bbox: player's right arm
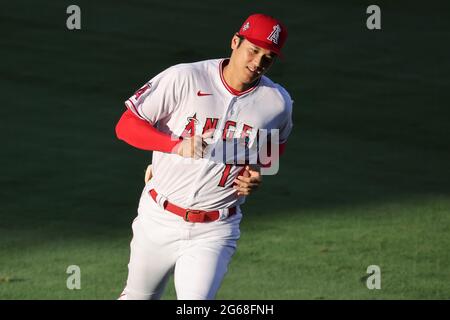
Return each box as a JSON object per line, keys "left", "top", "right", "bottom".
{"left": 116, "top": 65, "right": 208, "bottom": 158}
{"left": 116, "top": 110, "right": 210, "bottom": 159}
{"left": 115, "top": 109, "right": 181, "bottom": 152}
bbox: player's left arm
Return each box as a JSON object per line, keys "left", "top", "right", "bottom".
{"left": 234, "top": 89, "right": 293, "bottom": 196}
{"left": 142, "top": 145, "right": 285, "bottom": 195}
{"left": 233, "top": 142, "right": 286, "bottom": 196}
{"left": 142, "top": 163, "right": 261, "bottom": 197}
{"left": 143, "top": 162, "right": 262, "bottom": 196}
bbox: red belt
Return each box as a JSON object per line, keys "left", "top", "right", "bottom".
{"left": 149, "top": 189, "right": 236, "bottom": 223}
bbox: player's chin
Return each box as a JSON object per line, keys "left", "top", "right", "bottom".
{"left": 245, "top": 66, "right": 261, "bottom": 78}
{"left": 243, "top": 69, "right": 262, "bottom": 84}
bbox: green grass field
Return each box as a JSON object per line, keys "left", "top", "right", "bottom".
{"left": 1, "top": 0, "right": 449, "bottom": 299}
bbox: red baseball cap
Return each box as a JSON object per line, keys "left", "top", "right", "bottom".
{"left": 237, "top": 13, "right": 288, "bottom": 56}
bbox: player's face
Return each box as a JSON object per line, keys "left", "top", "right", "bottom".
{"left": 230, "top": 35, "right": 276, "bottom": 85}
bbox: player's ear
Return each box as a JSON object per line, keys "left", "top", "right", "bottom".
{"left": 231, "top": 33, "right": 240, "bottom": 50}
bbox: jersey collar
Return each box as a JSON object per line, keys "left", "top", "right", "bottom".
{"left": 219, "top": 59, "right": 260, "bottom": 97}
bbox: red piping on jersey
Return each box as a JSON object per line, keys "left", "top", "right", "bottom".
{"left": 126, "top": 98, "right": 139, "bottom": 116}
{"left": 219, "top": 59, "right": 260, "bottom": 96}
{"left": 116, "top": 109, "right": 182, "bottom": 153}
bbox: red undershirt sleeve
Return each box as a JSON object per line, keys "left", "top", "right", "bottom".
{"left": 115, "top": 109, "right": 182, "bottom": 153}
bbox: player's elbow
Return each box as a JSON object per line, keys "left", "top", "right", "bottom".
{"left": 115, "top": 110, "right": 133, "bottom": 142}
{"left": 115, "top": 117, "right": 125, "bottom": 141}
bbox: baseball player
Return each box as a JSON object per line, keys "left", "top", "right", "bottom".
{"left": 115, "top": 13, "right": 293, "bottom": 300}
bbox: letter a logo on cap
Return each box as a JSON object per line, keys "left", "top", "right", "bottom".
{"left": 267, "top": 24, "right": 281, "bottom": 44}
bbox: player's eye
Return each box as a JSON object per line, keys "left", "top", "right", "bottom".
{"left": 248, "top": 47, "right": 259, "bottom": 55}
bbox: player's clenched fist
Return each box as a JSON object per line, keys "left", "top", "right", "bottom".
{"left": 233, "top": 165, "right": 262, "bottom": 196}
{"left": 173, "top": 131, "right": 213, "bottom": 159}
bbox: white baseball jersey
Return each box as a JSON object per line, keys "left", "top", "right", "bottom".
{"left": 125, "top": 58, "right": 293, "bottom": 211}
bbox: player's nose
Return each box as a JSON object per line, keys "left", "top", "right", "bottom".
{"left": 252, "top": 55, "right": 264, "bottom": 69}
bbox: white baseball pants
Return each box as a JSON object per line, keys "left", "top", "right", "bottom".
{"left": 119, "top": 183, "right": 242, "bottom": 300}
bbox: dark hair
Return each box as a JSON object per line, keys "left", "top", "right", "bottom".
{"left": 236, "top": 34, "right": 245, "bottom": 48}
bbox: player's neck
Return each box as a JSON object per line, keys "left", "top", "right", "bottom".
{"left": 222, "top": 60, "right": 256, "bottom": 93}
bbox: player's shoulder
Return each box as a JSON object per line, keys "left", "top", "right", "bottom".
{"left": 144, "top": 59, "right": 220, "bottom": 93}
{"left": 259, "top": 76, "right": 293, "bottom": 110}
{"left": 164, "top": 59, "right": 220, "bottom": 77}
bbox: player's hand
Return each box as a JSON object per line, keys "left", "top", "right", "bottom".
{"left": 233, "top": 165, "right": 262, "bottom": 196}
{"left": 174, "top": 131, "right": 213, "bottom": 159}
{"left": 144, "top": 164, "right": 153, "bottom": 183}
